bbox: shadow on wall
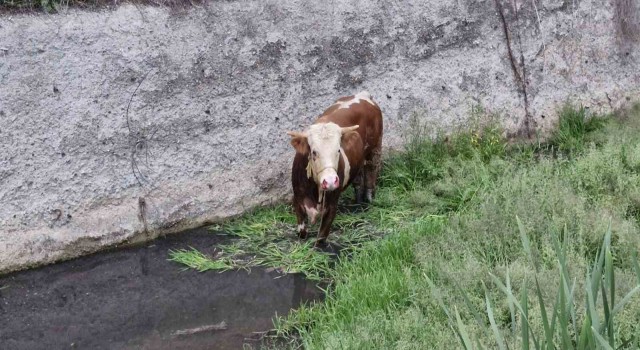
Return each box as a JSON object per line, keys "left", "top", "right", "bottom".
{"left": 614, "top": 0, "right": 640, "bottom": 45}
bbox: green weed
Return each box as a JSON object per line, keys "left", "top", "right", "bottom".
{"left": 547, "top": 104, "right": 608, "bottom": 156}
{"left": 433, "top": 222, "right": 640, "bottom": 350}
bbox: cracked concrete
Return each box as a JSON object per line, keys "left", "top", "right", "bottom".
{"left": 1, "top": 0, "right": 639, "bottom": 273}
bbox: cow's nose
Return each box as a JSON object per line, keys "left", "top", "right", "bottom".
{"left": 334, "top": 177, "right": 340, "bottom": 187}
{"left": 321, "top": 179, "right": 328, "bottom": 189}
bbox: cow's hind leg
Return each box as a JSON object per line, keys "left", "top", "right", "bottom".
{"left": 364, "top": 146, "right": 382, "bottom": 203}
{"left": 352, "top": 169, "right": 366, "bottom": 204}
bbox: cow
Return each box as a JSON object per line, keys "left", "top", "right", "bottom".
{"left": 286, "top": 91, "right": 383, "bottom": 247}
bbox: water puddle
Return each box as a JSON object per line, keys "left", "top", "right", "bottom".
{"left": 0, "top": 227, "right": 323, "bottom": 350}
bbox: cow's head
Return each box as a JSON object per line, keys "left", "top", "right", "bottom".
{"left": 287, "top": 122, "right": 359, "bottom": 191}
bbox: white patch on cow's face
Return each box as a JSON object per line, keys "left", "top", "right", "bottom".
{"left": 336, "top": 90, "right": 376, "bottom": 110}
{"left": 307, "top": 123, "right": 343, "bottom": 191}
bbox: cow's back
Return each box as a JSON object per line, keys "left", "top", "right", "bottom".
{"left": 315, "top": 91, "right": 383, "bottom": 155}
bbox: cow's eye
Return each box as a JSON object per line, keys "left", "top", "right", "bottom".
{"left": 312, "top": 150, "right": 317, "bottom": 158}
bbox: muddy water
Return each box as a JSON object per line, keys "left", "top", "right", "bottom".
{"left": 0, "top": 227, "right": 323, "bottom": 350}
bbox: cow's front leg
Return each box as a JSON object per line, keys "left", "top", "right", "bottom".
{"left": 293, "top": 199, "right": 308, "bottom": 239}
{"left": 315, "top": 203, "right": 337, "bottom": 247}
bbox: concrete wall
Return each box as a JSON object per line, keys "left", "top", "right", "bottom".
{"left": 1, "top": 0, "right": 638, "bottom": 274}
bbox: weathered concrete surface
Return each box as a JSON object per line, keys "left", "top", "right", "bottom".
{"left": 1, "top": 0, "right": 638, "bottom": 273}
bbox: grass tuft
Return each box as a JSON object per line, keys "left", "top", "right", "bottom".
{"left": 168, "top": 201, "right": 397, "bottom": 282}
{"left": 168, "top": 247, "right": 235, "bottom": 272}
{"left": 547, "top": 104, "right": 609, "bottom": 156}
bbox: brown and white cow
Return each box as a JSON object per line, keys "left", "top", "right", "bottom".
{"left": 286, "top": 91, "right": 383, "bottom": 246}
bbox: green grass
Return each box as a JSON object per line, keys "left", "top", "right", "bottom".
{"left": 170, "top": 102, "right": 640, "bottom": 349}
{"left": 169, "top": 247, "right": 236, "bottom": 272}
{"left": 430, "top": 221, "right": 640, "bottom": 350}
{"left": 169, "top": 205, "right": 333, "bottom": 281}
{"left": 547, "top": 104, "right": 608, "bottom": 156}
{"left": 266, "top": 103, "right": 640, "bottom": 349}
{"left": 168, "top": 200, "right": 402, "bottom": 281}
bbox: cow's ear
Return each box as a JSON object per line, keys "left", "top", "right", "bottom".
{"left": 341, "top": 128, "right": 361, "bottom": 148}
{"left": 340, "top": 125, "right": 359, "bottom": 134}
{"left": 341, "top": 125, "right": 359, "bottom": 143}
{"left": 286, "top": 131, "right": 310, "bottom": 155}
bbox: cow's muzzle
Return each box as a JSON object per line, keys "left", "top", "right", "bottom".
{"left": 321, "top": 174, "right": 340, "bottom": 191}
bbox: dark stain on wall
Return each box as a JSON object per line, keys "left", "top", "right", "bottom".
{"left": 615, "top": 0, "right": 640, "bottom": 43}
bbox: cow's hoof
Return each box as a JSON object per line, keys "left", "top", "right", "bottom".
{"left": 353, "top": 185, "right": 365, "bottom": 204}
{"left": 313, "top": 239, "right": 328, "bottom": 249}
{"left": 297, "top": 224, "right": 308, "bottom": 239}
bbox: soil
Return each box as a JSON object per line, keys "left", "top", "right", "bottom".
{"left": 0, "top": 227, "right": 323, "bottom": 350}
